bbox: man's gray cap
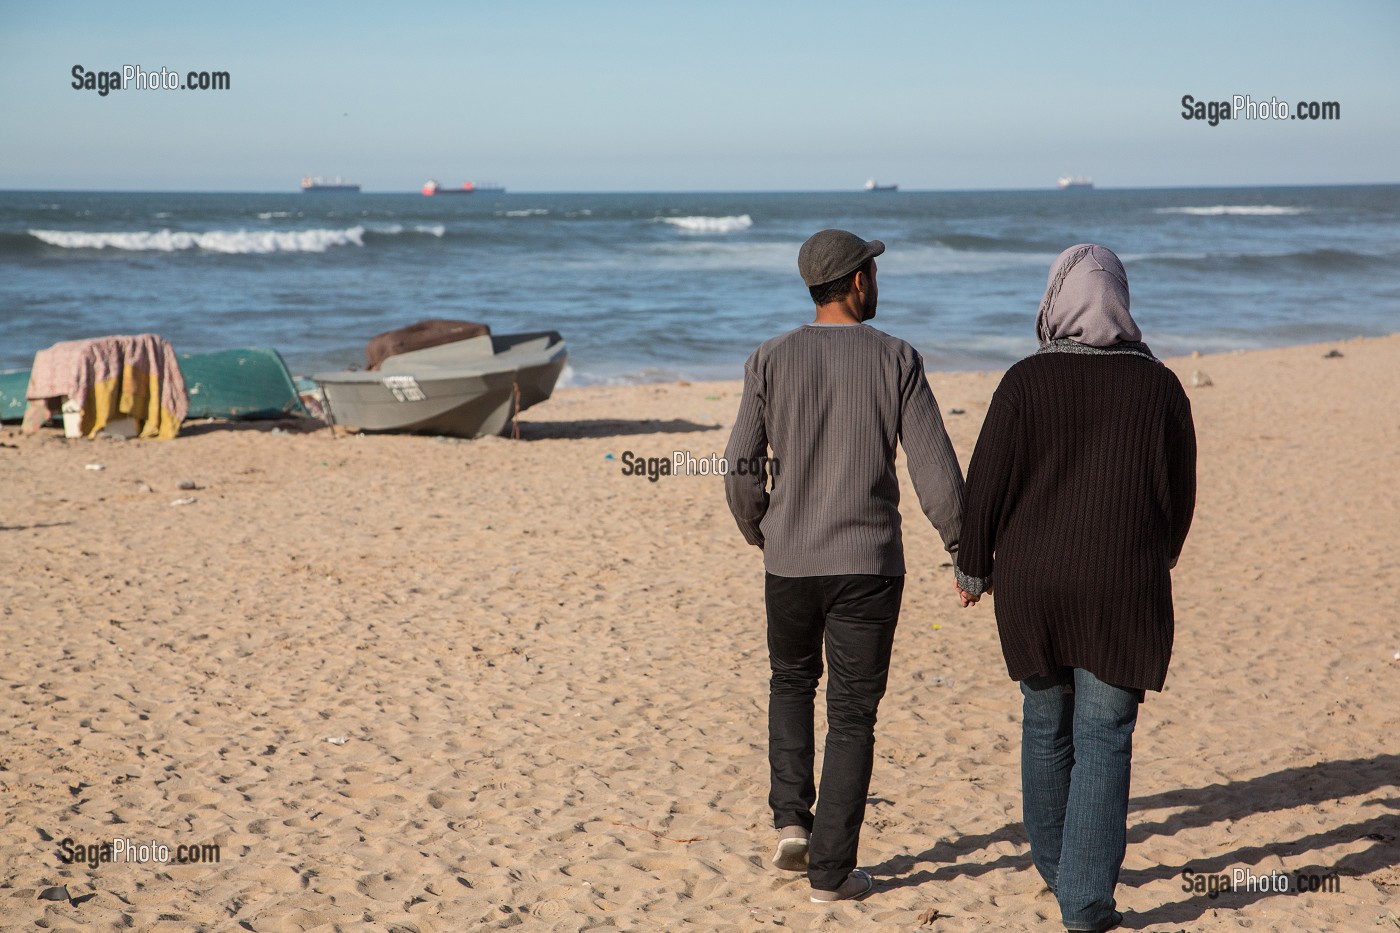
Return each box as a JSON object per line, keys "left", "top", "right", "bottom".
{"left": 798, "top": 229, "right": 885, "bottom": 287}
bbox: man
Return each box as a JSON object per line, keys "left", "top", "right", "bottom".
{"left": 724, "top": 229, "right": 967, "bottom": 903}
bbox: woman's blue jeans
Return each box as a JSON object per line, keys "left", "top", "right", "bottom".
{"left": 1020, "top": 668, "right": 1140, "bottom": 930}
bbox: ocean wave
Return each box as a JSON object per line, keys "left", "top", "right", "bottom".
{"left": 931, "top": 233, "right": 1056, "bottom": 253}
{"left": 28, "top": 226, "right": 367, "bottom": 253}
{"left": 365, "top": 223, "right": 446, "bottom": 237}
{"left": 1153, "top": 205, "right": 1308, "bottom": 216}
{"left": 1132, "top": 247, "right": 1390, "bottom": 272}
{"left": 498, "top": 209, "right": 550, "bottom": 218}
{"left": 661, "top": 214, "right": 753, "bottom": 234}
{"left": 256, "top": 211, "right": 295, "bottom": 219}
{"left": 886, "top": 243, "right": 1054, "bottom": 275}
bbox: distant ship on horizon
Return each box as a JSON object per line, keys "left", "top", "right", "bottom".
{"left": 864, "top": 178, "right": 898, "bottom": 192}
{"left": 1057, "top": 175, "right": 1094, "bottom": 189}
{"left": 301, "top": 175, "right": 361, "bottom": 193}
{"left": 421, "top": 179, "right": 506, "bottom": 196}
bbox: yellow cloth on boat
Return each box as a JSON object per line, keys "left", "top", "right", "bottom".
{"left": 82, "top": 363, "right": 183, "bottom": 439}
{"left": 23, "top": 334, "right": 188, "bottom": 439}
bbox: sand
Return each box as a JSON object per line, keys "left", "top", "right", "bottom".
{"left": 1, "top": 335, "right": 1397, "bottom": 932}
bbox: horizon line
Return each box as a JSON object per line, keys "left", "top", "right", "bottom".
{"left": 2, "top": 181, "right": 1398, "bottom": 196}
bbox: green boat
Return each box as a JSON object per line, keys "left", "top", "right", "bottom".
{"left": 0, "top": 368, "right": 28, "bottom": 422}
{"left": 181, "top": 348, "right": 309, "bottom": 420}
{"left": 0, "top": 348, "right": 309, "bottom": 423}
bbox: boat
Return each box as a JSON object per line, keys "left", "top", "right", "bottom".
{"left": 1057, "top": 175, "right": 1094, "bottom": 189}
{"left": 301, "top": 175, "right": 361, "bottom": 193}
{"left": 312, "top": 330, "right": 567, "bottom": 437}
{"left": 864, "top": 178, "right": 898, "bottom": 192}
{"left": 1, "top": 348, "right": 308, "bottom": 424}
{"left": 0, "top": 368, "right": 28, "bottom": 422}
{"left": 421, "top": 179, "right": 505, "bottom": 195}
{"left": 179, "top": 348, "right": 309, "bottom": 420}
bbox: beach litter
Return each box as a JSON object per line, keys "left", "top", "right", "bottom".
{"left": 1324, "top": 349, "right": 1344, "bottom": 358}
{"left": 37, "top": 885, "right": 69, "bottom": 902}
{"left": 84, "top": 463, "right": 104, "bottom": 471}
{"left": 170, "top": 497, "right": 197, "bottom": 507}
{"left": 1191, "top": 370, "right": 1213, "bottom": 387}
{"left": 325, "top": 736, "right": 348, "bottom": 745}
{"left": 177, "top": 479, "right": 199, "bottom": 490}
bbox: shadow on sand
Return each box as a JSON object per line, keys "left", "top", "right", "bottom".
{"left": 178, "top": 417, "right": 721, "bottom": 442}
{"left": 513, "top": 418, "right": 722, "bottom": 441}
{"left": 867, "top": 753, "right": 1400, "bottom": 927}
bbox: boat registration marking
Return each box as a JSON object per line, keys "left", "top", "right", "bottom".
{"left": 382, "top": 375, "right": 426, "bottom": 402}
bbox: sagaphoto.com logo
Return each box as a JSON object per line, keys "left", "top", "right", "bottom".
{"left": 72, "top": 64, "right": 231, "bottom": 97}
{"left": 611, "top": 450, "right": 780, "bottom": 484}
{"left": 1180, "top": 93, "right": 1339, "bottom": 126}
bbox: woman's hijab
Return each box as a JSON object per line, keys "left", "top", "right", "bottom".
{"left": 1035, "top": 244, "right": 1141, "bottom": 347}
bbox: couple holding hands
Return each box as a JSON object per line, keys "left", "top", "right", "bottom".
{"left": 724, "top": 230, "right": 1196, "bottom": 931}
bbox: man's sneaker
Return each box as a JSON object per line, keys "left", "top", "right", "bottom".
{"left": 809, "top": 869, "right": 874, "bottom": 903}
{"left": 770, "top": 826, "right": 809, "bottom": 872}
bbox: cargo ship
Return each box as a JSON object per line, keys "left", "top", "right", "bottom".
{"left": 301, "top": 176, "right": 361, "bottom": 193}
{"left": 421, "top": 180, "right": 505, "bottom": 196}
{"left": 1057, "top": 175, "right": 1094, "bottom": 189}
{"left": 864, "top": 178, "right": 898, "bottom": 192}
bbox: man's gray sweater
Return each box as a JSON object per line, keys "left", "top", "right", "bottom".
{"left": 723, "top": 323, "right": 965, "bottom": 577}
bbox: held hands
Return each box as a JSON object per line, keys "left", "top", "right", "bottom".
{"left": 956, "top": 583, "right": 990, "bottom": 608}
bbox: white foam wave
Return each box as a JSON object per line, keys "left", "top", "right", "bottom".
{"left": 29, "top": 226, "right": 367, "bottom": 253}
{"left": 499, "top": 209, "right": 550, "bottom": 217}
{"left": 366, "top": 223, "right": 445, "bottom": 237}
{"left": 661, "top": 214, "right": 753, "bottom": 234}
{"left": 257, "top": 211, "right": 295, "bottom": 219}
{"left": 1153, "top": 205, "right": 1307, "bottom": 216}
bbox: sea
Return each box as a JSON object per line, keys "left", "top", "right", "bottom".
{"left": 2, "top": 186, "right": 1397, "bottom": 385}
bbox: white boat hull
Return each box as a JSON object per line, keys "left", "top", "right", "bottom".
{"left": 313, "top": 331, "right": 567, "bottom": 437}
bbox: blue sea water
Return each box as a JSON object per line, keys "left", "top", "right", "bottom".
{"left": 1, "top": 186, "right": 1397, "bottom": 384}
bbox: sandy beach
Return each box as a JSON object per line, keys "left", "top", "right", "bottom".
{"left": 2, "top": 334, "right": 1397, "bottom": 932}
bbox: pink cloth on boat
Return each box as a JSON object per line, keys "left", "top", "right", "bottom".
{"left": 23, "top": 334, "right": 188, "bottom": 438}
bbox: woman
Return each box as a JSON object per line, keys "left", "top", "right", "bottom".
{"left": 955, "top": 244, "right": 1196, "bottom": 932}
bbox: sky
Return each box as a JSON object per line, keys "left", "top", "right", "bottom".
{"left": 1, "top": 0, "right": 1397, "bottom": 192}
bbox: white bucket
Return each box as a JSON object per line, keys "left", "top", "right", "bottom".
{"left": 61, "top": 398, "right": 83, "bottom": 438}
